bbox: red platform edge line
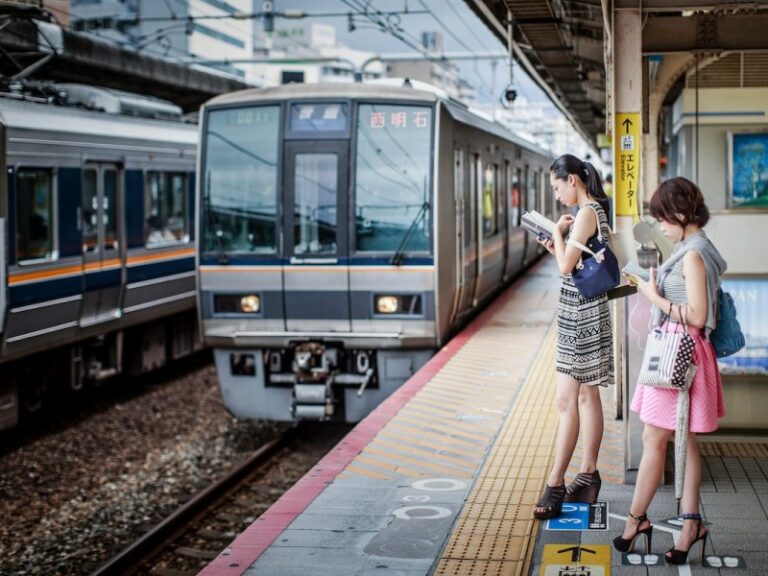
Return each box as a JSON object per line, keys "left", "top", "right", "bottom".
{"left": 198, "top": 261, "right": 541, "bottom": 576}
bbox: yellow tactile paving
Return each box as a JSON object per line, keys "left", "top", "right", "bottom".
{"left": 434, "top": 326, "right": 559, "bottom": 576}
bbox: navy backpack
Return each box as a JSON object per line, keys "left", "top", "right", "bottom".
{"left": 710, "top": 288, "right": 746, "bottom": 358}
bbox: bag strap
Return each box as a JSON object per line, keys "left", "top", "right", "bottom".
{"left": 566, "top": 204, "right": 606, "bottom": 264}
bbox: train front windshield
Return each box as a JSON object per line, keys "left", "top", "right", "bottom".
{"left": 203, "top": 105, "right": 280, "bottom": 254}
{"left": 354, "top": 104, "right": 432, "bottom": 253}
{"left": 202, "top": 102, "right": 433, "bottom": 257}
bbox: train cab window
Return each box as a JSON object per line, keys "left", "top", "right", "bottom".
{"left": 482, "top": 163, "right": 497, "bottom": 237}
{"left": 293, "top": 153, "right": 338, "bottom": 255}
{"left": 145, "top": 172, "right": 189, "bottom": 246}
{"left": 15, "top": 167, "right": 54, "bottom": 262}
{"left": 354, "top": 104, "right": 432, "bottom": 253}
{"left": 203, "top": 105, "right": 280, "bottom": 254}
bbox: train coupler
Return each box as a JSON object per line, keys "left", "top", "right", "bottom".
{"left": 292, "top": 380, "right": 334, "bottom": 420}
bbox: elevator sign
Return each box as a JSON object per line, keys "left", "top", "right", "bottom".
{"left": 615, "top": 113, "right": 640, "bottom": 218}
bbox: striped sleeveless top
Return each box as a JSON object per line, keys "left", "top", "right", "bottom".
{"left": 662, "top": 258, "right": 687, "bottom": 305}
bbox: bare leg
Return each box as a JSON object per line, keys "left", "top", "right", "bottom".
{"left": 534, "top": 373, "right": 581, "bottom": 516}
{"left": 669, "top": 433, "right": 706, "bottom": 553}
{"left": 577, "top": 385, "right": 603, "bottom": 473}
{"left": 622, "top": 424, "right": 673, "bottom": 539}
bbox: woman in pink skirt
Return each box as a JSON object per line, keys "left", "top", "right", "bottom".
{"left": 614, "top": 177, "right": 726, "bottom": 564}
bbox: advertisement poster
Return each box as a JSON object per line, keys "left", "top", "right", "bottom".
{"left": 730, "top": 132, "right": 768, "bottom": 208}
{"left": 718, "top": 279, "right": 768, "bottom": 375}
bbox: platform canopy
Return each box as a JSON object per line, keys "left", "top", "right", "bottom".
{"left": 468, "top": 0, "right": 768, "bottom": 146}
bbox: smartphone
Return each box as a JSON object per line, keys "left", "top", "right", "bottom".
{"left": 622, "top": 261, "right": 650, "bottom": 284}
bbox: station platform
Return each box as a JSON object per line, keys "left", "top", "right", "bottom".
{"left": 199, "top": 258, "right": 768, "bottom": 576}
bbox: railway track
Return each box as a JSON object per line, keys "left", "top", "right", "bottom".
{"left": 90, "top": 429, "right": 295, "bottom": 576}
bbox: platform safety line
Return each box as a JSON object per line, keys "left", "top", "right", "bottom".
{"left": 375, "top": 429, "right": 484, "bottom": 461}
{"left": 370, "top": 438, "right": 479, "bottom": 471}
{"left": 434, "top": 324, "right": 559, "bottom": 576}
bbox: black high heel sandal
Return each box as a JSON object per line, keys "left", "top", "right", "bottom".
{"left": 665, "top": 512, "right": 709, "bottom": 565}
{"left": 533, "top": 483, "right": 566, "bottom": 520}
{"left": 564, "top": 470, "right": 602, "bottom": 503}
{"left": 613, "top": 512, "right": 653, "bottom": 554}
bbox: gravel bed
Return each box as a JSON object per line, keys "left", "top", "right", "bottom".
{"left": 0, "top": 363, "right": 290, "bottom": 576}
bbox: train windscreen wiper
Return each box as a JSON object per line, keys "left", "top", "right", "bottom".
{"left": 204, "top": 180, "right": 229, "bottom": 265}
{"left": 390, "top": 201, "right": 430, "bottom": 266}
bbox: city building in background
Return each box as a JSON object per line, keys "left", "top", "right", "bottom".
{"left": 257, "top": 22, "right": 385, "bottom": 85}
{"left": 70, "top": 0, "right": 254, "bottom": 80}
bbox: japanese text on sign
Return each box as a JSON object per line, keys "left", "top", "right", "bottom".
{"left": 370, "top": 110, "right": 430, "bottom": 129}
{"left": 614, "top": 113, "right": 640, "bottom": 218}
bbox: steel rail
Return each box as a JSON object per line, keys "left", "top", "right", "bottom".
{"left": 90, "top": 429, "right": 294, "bottom": 576}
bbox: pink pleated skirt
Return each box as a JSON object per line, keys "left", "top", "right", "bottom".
{"left": 631, "top": 323, "right": 725, "bottom": 433}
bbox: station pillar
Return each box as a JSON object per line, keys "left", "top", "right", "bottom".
{"left": 611, "top": 4, "right": 645, "bottom": 481}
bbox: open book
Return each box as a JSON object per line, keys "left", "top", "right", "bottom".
{"left": 521, "top": 210, "right": 556, "bottom": 241}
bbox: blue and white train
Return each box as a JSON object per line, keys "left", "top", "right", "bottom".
{"left": 196, "top": 80, "right": 557, "bottom": 423}
{"left": 0, "top": 86, "right": 200, "bottom": 429}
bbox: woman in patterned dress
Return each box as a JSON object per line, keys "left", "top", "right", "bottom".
{"left": 614, "top": 177, "right": 726, "bottom": 563}
{"left": 533, "top": 154, "right": 614, "bottom": 520}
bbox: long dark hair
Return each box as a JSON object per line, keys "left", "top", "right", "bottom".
{"left": 550, "top": 154, "right": 610, "bottom": 216}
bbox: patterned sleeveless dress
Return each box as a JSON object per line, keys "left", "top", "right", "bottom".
{"left": 555, "top": 202, "right": 614, "bottom": 387}
{"left": 630, "top": 257, "right": 725, "bottom": 432}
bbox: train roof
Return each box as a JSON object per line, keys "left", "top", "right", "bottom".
{"left": 0, "top": 95, "right": 197, "bottom": 146}
{"left": 204, "top": 81, "right": 551, "bottom": 159}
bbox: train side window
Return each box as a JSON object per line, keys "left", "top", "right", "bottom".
{"left": 145, "top": 172, "right": 189, "bottom": 247}
{"left": 482, "top": 163, "right": 497, "bottom": 237}
{"left": 16, "top": 167, "right": 55, "bottom": 263}
{"left": 508, "top": 164, "right": 521, "bottom": 228}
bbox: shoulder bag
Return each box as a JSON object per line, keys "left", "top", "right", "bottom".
{"left": 567, "top": 205, "right": 620, "bottom": 299}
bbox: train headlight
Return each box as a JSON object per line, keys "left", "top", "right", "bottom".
{"left": 376, "top": 295, "right": 400, "bottom": 314}
{"left": 240, "top": 294, "right": 261, "bottom": 313}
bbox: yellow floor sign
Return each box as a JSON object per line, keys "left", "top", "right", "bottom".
{"left": 541, "top": 543, "right": 611, "bottom": 576}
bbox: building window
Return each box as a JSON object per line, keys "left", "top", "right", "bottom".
{"left": 199, "top": 0, "right": 239, "bottom": 14}
{"left": 282, "top": 70, "right": 304, "bottom": 84}
{"left": 16, "top": 168, "right": 54, "bottom": 262}
{"left": 145, "top": 172, "right": 189, "bottom": 246}
{"left": 191, "top": 22, "right": 244, "bottom": 48}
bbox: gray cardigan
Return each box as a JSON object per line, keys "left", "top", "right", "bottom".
{"left": 651, "top": 230, "right": 727, "bottom": 336}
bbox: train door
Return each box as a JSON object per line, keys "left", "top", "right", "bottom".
{"left": 283, "top": 141, "right": 351, "bottom": 332}
{"left": 451, "top": 148, "right": 471, "bottom": 322}
{"left": 460, "top": 153, "right": 479, "bottom": 311}
{"left": 80, "top": 163, "right": 123, "bottom": 326}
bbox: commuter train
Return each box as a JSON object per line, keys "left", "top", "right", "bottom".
{"left": 0, "top": 86, "right": 201, "bottom": 430}
{"left": 197, "top": 80, "right": 557, "bottom": 423}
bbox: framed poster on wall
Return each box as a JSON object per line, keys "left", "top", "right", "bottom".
{"left": 727, "top": 131, "right": 768, "bottom": 208}
{"left": 718, "top": 278, "right": 768, "bottom": 376}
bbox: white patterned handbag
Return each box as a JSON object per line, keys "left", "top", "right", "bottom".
{"left": 638, "top": 321, "right": 697, "bottom": 390}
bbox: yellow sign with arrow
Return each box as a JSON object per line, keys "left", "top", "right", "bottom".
{"left": 614, "top": 112, "right": 640, "bottom": 218}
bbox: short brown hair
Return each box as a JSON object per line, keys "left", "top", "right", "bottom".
{"left": 649, "top": 177, "right": 709, "bottom": 228}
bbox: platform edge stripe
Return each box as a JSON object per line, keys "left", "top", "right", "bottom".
{"left": 195, "top": 260, "right": 549, "bottom": 576}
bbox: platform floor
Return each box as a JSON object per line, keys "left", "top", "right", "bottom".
{"left": 199, "top": 258, "right": 768, "bottom": 576}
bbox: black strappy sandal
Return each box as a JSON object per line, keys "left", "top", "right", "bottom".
{"left": 665, "top": 512, "right": 709, "bottom": 565}
{"left": 533, "top": 483, "right": 566, "bottom": 520}
{"left": 564, "top": 470, "right": 602, "bottom": 503}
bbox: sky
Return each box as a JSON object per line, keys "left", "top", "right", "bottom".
{"left": 271, "top": 0, "right": 552, "bottom": 108}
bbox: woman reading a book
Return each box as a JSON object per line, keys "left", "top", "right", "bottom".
{"left": 533, "top": 154, "right": 614, "bottom": 520}
{"left": 614, "top": 177, "right": 725, "bottom": 563}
